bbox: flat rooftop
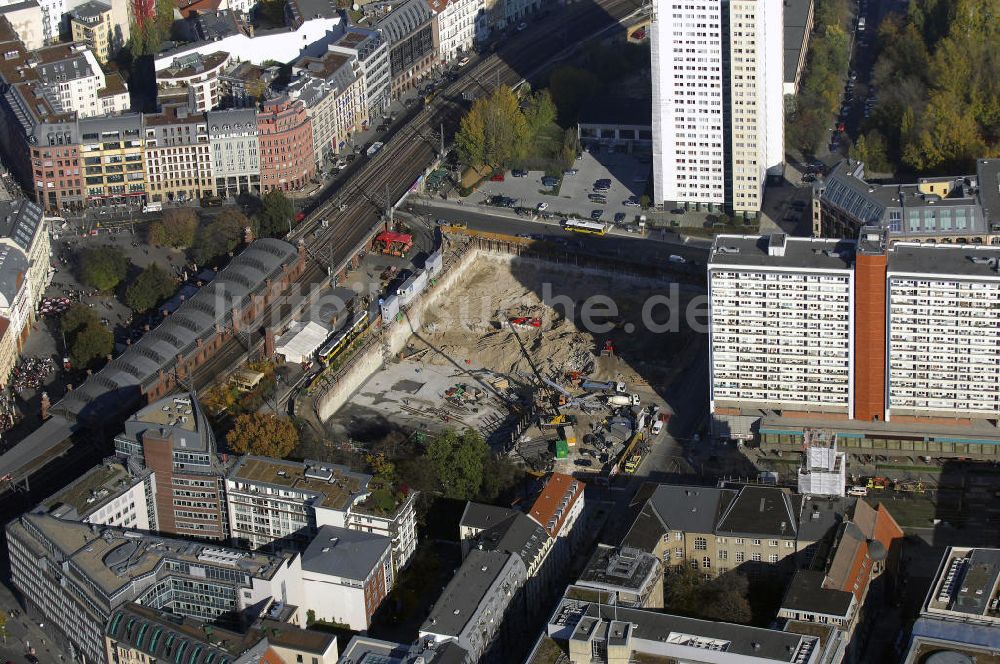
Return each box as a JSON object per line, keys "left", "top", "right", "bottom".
{"left": 926, "top": 547, "right": 1000, "bottom": 620}
{"left": 577, "top": 544, "right": 657, "bottom": 594}
{"left": 43, "top": 461, "right": 143, "bottom": 518}
{"left": 553, "top": 600, "right": 818, "bottom": 662}
{"left": 887, "top": 242, "right": 1000, "bottom": 279}
{"left": 228, "top": 456, "right": 370, "bottom": 511}
{"left": 709, "top": 234, "right": 856, "bottom": 271}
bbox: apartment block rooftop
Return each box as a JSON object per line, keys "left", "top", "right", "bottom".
{"left": 925, "top": 547, "right": 1000, "bottom": 624}
{"left": 575, "top": 544, "right": 658, "bottom": 597}
{"left": 420, "top": 549, "right": 520, "bottom": 638}
{"left": 228, "top": 456, "right": 371, "bottom": 511}
{"left": 41, "top": 459, "right": 147, "bottom": 520}
{"left": 709, "top": 234, "right": 856, "bottom": 270}
{"left": 886, "top": 240, "right": 1000, "bottom": 279}
{"left": 547, "top": 598, "right": 821, "bottom": 663}
{"left": 8, "top": 513, "right": 291, "bottom": 606}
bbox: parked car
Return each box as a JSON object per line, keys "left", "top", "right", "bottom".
{"left": 651, "top": 420, "right": 664, "bottom": 435}
{"left": 537, "top": 202, "right": 549, "bottom": 211}
{"left": 623, "top": 197, "right": 640, "bottom": 207}
{"left": 670, "top": 208, "right": 685, "bottom": 214}
{"left": 613, "top": 212, "right": 626, "bottom": 223}
{"left": 541, "top": 176, "right": 559, "bottom": 187}
{"left": 490, "top": 172, "right": 505, "bottom": 182}
{"left": 574, "top": 458, "right": 593, "bottom": 467}
{"left": 563, "top": 168, "right": 579, "bottom": 175}
{"left": 457, "top": 56, "right": 470, "bottom": 67}
{"left": 512, "top": 169, "right": 527, "bottom": 177}
{"left": 588, "top": 193, "right": 607, "bottom": 203}
{"left": 517, "top": 22, "right": 527, "bottom": 31}
{"left": 590, "top": 209, "right": 603, "bottom": 220}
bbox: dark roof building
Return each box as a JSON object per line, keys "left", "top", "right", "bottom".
{"left": 301, "top": 524, "right": 391, "bottom": 580}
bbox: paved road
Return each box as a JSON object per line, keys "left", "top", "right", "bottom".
{"left": 407, "top": 198, "right": 712, "bottom": 265}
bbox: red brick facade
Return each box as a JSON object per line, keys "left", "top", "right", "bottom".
{"left": 32, "top": 145, "right": 84, "bottom": 212}
{"left": 853, "top": 252, "right": 887, "bottom": 422}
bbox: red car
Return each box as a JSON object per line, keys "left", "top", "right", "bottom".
{"left": 490, "top": 173, "right": 505, "bottom": 182}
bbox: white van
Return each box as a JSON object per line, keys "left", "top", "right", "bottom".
{"left": 847, "top": 486, "right": 868, "bottom": 497}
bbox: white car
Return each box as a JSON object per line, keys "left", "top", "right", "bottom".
{"left": 517, "top": 22, "right": 527, "bottom": 31}
{"left": 651, "top": 420, "right": 664, "bottom": 435}
{"left": 457, "top": 57, "right": 470, "bottom": 67}
{"left": 537, "top": 202, "right": 549, "bottom": 211}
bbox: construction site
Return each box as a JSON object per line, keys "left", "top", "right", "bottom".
{"left": 325, "top": 239, "right": 705, "bottom": 479}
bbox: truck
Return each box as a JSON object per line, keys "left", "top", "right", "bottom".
{"left": 581, "top": 380, "right": 626, "bottom": 393}
{"left": 142, "top": 202, "right": 162, "bottom": 213}
{"left": 606, "top": 393, "right": 641, "bottom": 407}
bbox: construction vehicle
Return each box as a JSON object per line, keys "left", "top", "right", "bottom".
{"left": 581, "top": 380, "right": 626, "bottom": 394}
{"left": 560, "top": 425, "right": 577, "bottom": 446}
{"left": 373, "top": 231, "right": 413, "bottom": 257}
{"left": 554, "top": 439, "right": 569, "bottom": 459}
{"left": 865, "top": 476, "right": 890, "bottom": 490}
{"left": 510, "top": 316, "right": 542, "bottom": 328}
{"left": 894, "top": 479, "right": 926, "bottom": 493}
{"left": 606, "top": 394, "right": 641, "bottom": 407}
{"left": 624, "top": 454, "right": 642, "bottom": 473}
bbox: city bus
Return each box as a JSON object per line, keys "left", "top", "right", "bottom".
{"left": 563, "top": 219, "right": 608, "bottom": 235}
{"left": 316, "top": 311, "right": 370, "bottom": 365}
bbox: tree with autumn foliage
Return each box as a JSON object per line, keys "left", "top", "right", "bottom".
{"left": 226, "top": 413, "right": 299, "bottom": 458}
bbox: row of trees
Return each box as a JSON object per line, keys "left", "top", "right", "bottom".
{"left": 866, "top": 0, "right": 1000, "bottom": 173}
{"left": 785, "top": 0, "right": 853, "bottom": 156}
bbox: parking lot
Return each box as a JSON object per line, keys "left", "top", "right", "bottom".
{"left": 471, "top": 144, "right": 652, "bottom": 227}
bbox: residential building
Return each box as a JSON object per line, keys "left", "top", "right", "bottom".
{"left": 621, "top": 484, "right": 841, "bottom": 579}
{"left": 208, "top": 108, "right": 260, "bottom": 197}
{"left": 26, "top": 120, "right": 84, "bottom": 212}
{"left": 0, "top": 199, "right": 48, "bottom": 381}
{"left": 300, "top": 525, "right": 393, "bottom": 630}
{"left": 153, "top": 11, "right": 342, "bottom": 70}
{"left": 713, "top": 229, "right": 1000, "bottom": 457}
{"left": 103, "top": 603, "right": 340, "bottom": 664}
{"left": 225, "top": 455, "right": 371, "bottom": 551}
{"left": 143, "top": 105, "right": 214, "bottom": 203}
{"left": 34, "top": 43, "right": 130, "bottom": 118}
{"left": 430, "top": 0, "right": 479, "bottom": 63}
{"left": 530, "top": 594, "right": 822, "bottom": 664}
{"left": 527, "top": 472, "right": 586, "bottom": 559}
{"left": 257, "top": 96, "right": 315, "bottom": 192}
{"left": 114, "top": 393, "right": 229, "bottom": 540}
{"left": 0, "top": 0, "right": 42, "bottom": 49}
{"left": 814, "top": 159, "right": 1000, "bottom": 244}
{"left": 69, "top": 0, "right": 118, "bottom": 64}
{"left": 373, "top": 0, "right": 438, "bottom": 99}
{"left": 574, "top": 544, "right": 664, "bottom": 608}
{"left": 778, "top": 500, "right": 902, "bottom": 656}
{"left": 6, "top": 512, "right": 303, "bottom": 663}
{"left": 902, "top": 547, "right": 1000, "bottom": 664}
{"left": 419, "top": 549, "right": 527, "bottom": 662}
{"left": 0, "top": 244, "right": 32, "bottom": 385}
{"left": 79, "top": 114, "right": 147, "bottom": 204}
{"left": 289, "top": 50, "right": 368, "bottom": 168}
{"left": 0, "top": 197, "right": 50, "bottom": 316}
{"left": 338, "top": 636, "right": 469, "bottom": 664}
{"left": 156, "top": 51, "right": 231, "bottom": 112}
{"left": 650, "top": 0, "right": 784, "bottom": 215}
{"left": 458, "top": 502, "right": 517, "bottom": 558}
{"left": 328, "top": 27, "right": 391, "bottom": 119}
{"left": 40, "top": 458, "right": 157, "bottom": 530}
{"left": 708, "top": 234, "right": 856, "bottom": 417}
{"left": 471, "top": 509, "right": 557, "bottom": 616}
{"left": 225, "top": 455, "right": 418, "bottom": 570}
{"left": 0, "top": 0, "right": 62, "bottom": 43}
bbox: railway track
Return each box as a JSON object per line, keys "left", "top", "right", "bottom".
{"left": 191, "top": 0, "right": 646, "bottom": 391}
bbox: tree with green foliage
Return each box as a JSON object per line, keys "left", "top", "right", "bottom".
{"left": 665, "top": 566, "right": 753, "bottom": 624}
{"left": 61, "top": 303, "right": 113, "bottom": 370}
{"left": 126, "top": 263, "right": 176, "bottom": 312}
{"left": 129, "top": 0, "right": 177, "bottom": 56}
{"left": 226, "top": 413, "right": 299, "bottom": 457}
{"left": 425, "top": 428, "right": 490, "bottom": 500}
{"left": 455, "top": 86, "right": 529, "bottom": 169}
{"left": 78, "top": 245, "right": 128, "bottom": 292}
{"left": 192, "top": 208, "right": 248, "bottom": 264}
{"left": 255, "top": 190, "right": 295, "bottom": 238}
{"left": 148, "top": 208, "right": 198, "bottom": 248}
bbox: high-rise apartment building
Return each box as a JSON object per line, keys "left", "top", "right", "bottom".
{"left": 708, "top": 230, "right": 1000, "bottom": 427}
{"left": 651, "top": 0, "right": 783, "bottom": 215}
{"left": 708, "top": 234, "right": 855, "bottom": 417}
